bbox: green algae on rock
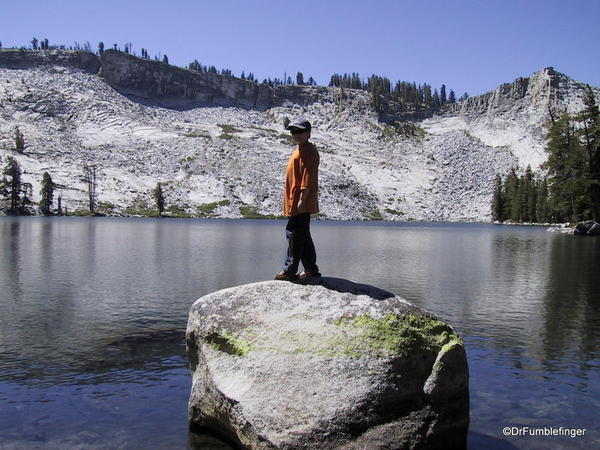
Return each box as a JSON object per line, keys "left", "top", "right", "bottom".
{"left": 332, "top": 312, "right": 462, "bottom": 358}
{"left": 204, "top": 313, "right": 462, "bottom": 359}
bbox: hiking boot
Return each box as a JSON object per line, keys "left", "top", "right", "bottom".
{"left": 299, "top": 270, "right": 322, "bottom": 280}
{"left": 274, "top": 270, "right": 298, "bottom": 281}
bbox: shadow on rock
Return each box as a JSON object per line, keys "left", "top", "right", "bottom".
{"left": 295, "top": 276, "right": 395, "bottom": 301}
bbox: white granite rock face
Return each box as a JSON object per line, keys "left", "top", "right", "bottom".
{"left": 186, "top": 278, "right": 469, "bottom": 449}
{"left": 1, "top": 50, "right": 597, "bottom": 221}
{"left": 423, "top": 67, "right": 600, "bottom": 171}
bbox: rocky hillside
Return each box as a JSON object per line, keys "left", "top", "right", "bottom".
{"left": 425, "top": 67, "right": 598, "bottom": 171}
{"left": 0, "top": 49, "right": 597, "bottom": 221}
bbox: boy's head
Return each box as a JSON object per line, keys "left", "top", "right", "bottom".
{"left": 287, "top": 119, "right": 311, "bottom": 145}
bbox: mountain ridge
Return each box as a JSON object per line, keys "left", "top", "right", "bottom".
{"left": 0, "top": 49, "right": 597, "bottom": 221}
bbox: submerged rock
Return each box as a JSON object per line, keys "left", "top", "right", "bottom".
{"left": 186, "top": 278, "right": 469, "bottom": 449}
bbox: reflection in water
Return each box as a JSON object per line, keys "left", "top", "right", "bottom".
{"left": 1, "top": 221, "right": 23, "bottom": 302}
{"left": 541, "top": 236, "right": 600, "bottom": 382}
{"left": 1, "top": 218, "right": 599, "bottom": 449}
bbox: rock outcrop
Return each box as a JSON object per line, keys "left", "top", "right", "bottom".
{"left": 0, "top": 49, "right": 100, "bottom": 74}
{"left": 98, "top": 50, "right": 350, "bottom": 110}
{"left": 424, "top": 67, "right": 600, "bottom": 170}
{"left": 186, "top": 278, "right": 469, "bottom": 449}
{"left": 574, "top": 221, "right": 600, "bottom": 236}
{"left": 99, "top": 50, "right": 274, "bottom": 109}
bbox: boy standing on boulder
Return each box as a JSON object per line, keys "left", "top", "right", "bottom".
{"left": 274, "top": 119, "right": 321, "bottom": 281}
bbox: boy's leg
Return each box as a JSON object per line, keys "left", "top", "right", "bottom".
{"left": 282, "top": 213, "right": 309, "bottom": 275}
{"left": 300, "top": 219, "right": 319, "bottom": 274}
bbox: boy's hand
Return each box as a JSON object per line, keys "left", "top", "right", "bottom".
{"left": 297, "top": 199, "right": 307, "bottom": 213}
{"left": 297, "top": 188, "right": 309, "bottom": 214}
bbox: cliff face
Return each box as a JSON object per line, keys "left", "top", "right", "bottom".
{"left": 99, "top": 50, "right": 274, "bottom": 109}
{"left": 0, "top": 49, "right": 445, "bottom": 117}
{"left": 98, "top": 50, "right": 344, "bottom": 110}
{"left": 0, "top": 49, "right": 416, "bottom": 113}
{"left": 439, "top": 67, "right": 560, "bottom": 119}
{"left": 0, "top": 49, "right": 100, "bottom": 74}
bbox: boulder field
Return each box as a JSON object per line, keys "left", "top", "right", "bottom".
{"left": 186, "top": 278, "right": 469, "bottom": 449}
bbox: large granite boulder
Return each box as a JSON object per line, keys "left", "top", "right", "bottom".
{"left": 186, "top": 278, "right": 469, "bottom": 449}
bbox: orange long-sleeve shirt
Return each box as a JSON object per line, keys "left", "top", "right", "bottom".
{"left": 283, "top": 142, "right": 319, "bottom": 217}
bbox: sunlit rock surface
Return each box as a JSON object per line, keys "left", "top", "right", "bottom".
{"left": 186, "top": 278, "right": 469, "bottom": 449}
{"left": 2, "top": 49, "right": 597, "bottom": 221}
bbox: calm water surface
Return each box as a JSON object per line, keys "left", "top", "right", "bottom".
{"left": 0, "top": 217, "right": 599, "bottom": 449}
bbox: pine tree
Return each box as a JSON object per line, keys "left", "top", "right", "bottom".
{"left": 440, "top": 84, "right": 447, "bottom": 105}
{"left": 39, "top": 172, "right": 55, "bottom": 215}
{"left": 163, "top": 54, "right": 169, "bottom": 64}
{"left": 448, "top": 89, "right": 456, "bottom": 103}
{"left": 370, "top": 84, "right": 381, "bottom": 112}
{"left": 520, "top": 165, "right": 536, "bottom": 222}
{"left": 152, "top": 183, "right": 165, "bottom": 217}
{"left": 423, "top": 84, "right": 432, "bottom": 107}
{"left": 98, "top": 41, "right": 104, "bottom": 55}
{"left": 31, "top": 38, "right": 38, "bottom": 50}
{"left": 57, "top": 193, "right": 63, "bottom": 216}
{"left": 513, "top": 176, "right": 525, "bottom": 221}
{"left": 1, "top": 156, "right": 22, "bottom": 214}
{"left": 503, "top": 167, "right": 519, "bottom": 220}
{"left": 296, "top": 72, "right": 304, "bottom": 85}
{"left": 15, "top": 127, "right": 25, "bottom": 153}
{"left": 189, "top": 59, "right": 201, "bottom": 71}
{"left": 536, "top": 177, "right": 549, "bottom": 223}
{"left": 576, "top": 85, "right": 600, "bottom": 220}
{"left": 545, "top": 114, "right": 571, "bottom": 221}
{"left": 491, "top": 174, "right": 504, "bottom": 221}
{"left": 544, "top": 113, "right": 588, "bottom": 222}
{"left": 82, "top": 163, "right": 97, "bottom": 215}
{"left": 432, "top": 89, "right": 440, "bottom": 108}
{"left": 21, "top": 182, "right": 33, "bottom": 214}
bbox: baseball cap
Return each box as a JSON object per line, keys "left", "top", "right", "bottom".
{"left": 286, "top": 119, "right": 311, "bottom": 131}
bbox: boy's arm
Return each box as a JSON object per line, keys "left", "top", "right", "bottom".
{"left": 297, "top": 188, "right": 310, "bottom": 213}
{"left": 298, "top": 149, "right": 317, "bottom": 213}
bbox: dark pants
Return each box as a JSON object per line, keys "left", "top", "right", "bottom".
{"left": 282, "top": 213, "right": 319, "bottom": 275}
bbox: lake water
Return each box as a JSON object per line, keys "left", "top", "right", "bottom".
{"left": 0, "top": 217, "right": 599, "bottom": 449}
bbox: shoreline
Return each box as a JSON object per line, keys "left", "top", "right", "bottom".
{"left": 0, "top": 214, "right": 574, "bottom": 228}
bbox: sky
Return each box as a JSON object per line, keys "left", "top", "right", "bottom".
{"left": 2, "top": 0, "right": 599, "bottom": 97}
